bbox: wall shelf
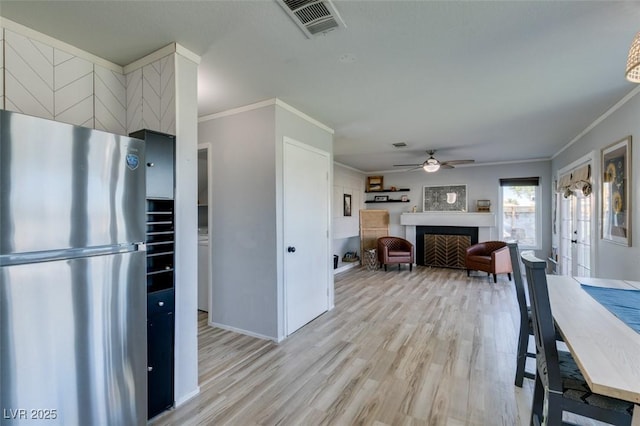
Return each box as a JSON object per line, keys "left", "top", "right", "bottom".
{"left": 365, "top": 188, "right": 410, "bottom": 193}
{"left": 365, "top": 199, "right": 410, "bottom": 203}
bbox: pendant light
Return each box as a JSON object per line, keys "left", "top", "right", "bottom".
{"left": 625, "top": 31, "right": 640, "bottom": 82}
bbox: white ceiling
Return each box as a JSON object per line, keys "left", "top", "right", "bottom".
{"left": 2, "top": 1, "right": 640, "bottom": 172}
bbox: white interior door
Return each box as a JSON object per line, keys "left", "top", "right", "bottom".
{"left": 283, "top": 138, "right": 330, "bottom": 335}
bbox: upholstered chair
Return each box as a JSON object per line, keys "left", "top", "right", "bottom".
{"left": 465, "top": 240, "right": 512, "bottom": 283}
{"left": 377, "top": 237, "right": 414, "bottom": 271}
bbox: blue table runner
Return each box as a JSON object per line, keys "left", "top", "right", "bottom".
{"left": 579, "top": 283, "right": 640, "bottom": 334}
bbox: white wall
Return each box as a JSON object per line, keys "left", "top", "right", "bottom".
{"left": 552, "top": 88, "right": 640, "bottom": 279}
{"left": 365, "top": 160, "right": 552, "bottom": 256}
{"left": 333, "top": 163, "right": 365, "bottom": 261}
{"left": 172, "top": 52, "right": 200, "bottom": 405}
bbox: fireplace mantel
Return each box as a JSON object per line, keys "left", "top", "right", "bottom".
{"left": 401, "top": 212, "right": 498, "bottom": 249}
{"left": 400, "top": 212, "right": 496, "bottom": 227}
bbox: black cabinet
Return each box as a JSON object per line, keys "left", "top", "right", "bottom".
{"left": 131, "top": 129, "right": 175, "bottom": 199}
{"left": 147, "top": 289, "right": 175, "bottom": 419}
{"left": 131, "top": 130, "right": 176, "bottom": 420}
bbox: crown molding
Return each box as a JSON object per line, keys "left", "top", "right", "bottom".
{"left": 553, "top": 85, "right": 640, "bottom": 159}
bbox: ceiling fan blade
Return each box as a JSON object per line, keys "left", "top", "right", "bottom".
{"left": 441, "top": 159, "right": 475, "bottom": 165}
{"left": 393, "top": 163, "right": 422, "bottom": 167}
{"left": 440, "top": 164, "right": 455, "bottom": 169}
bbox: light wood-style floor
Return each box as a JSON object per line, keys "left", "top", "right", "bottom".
{"left": 150, "top": 266, "right": 599, "bottom": 426}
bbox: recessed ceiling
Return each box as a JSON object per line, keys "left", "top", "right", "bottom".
{"left": 1, "top": 1, "right": 639, "bottom": 172}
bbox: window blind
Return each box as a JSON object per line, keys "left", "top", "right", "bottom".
{"left": 499, "top": 177, "right": 540, "bottom": 187}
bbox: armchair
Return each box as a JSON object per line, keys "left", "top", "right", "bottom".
{"left": 465, "top": 240, "right": 512, "bottom": 283}
{"left": 377, "top": 237, "right": 414, "bottom": 271}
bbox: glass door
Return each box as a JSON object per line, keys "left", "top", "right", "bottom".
{"left": 558, "top": 161, "right": 592, "bottom": 277}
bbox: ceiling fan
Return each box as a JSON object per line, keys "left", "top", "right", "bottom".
{"left": 394, "top": 150, "right": 474, "bottom": 172}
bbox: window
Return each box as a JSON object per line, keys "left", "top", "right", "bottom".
{"left": 499, "top": 177, "right": 541, "bottom": 249}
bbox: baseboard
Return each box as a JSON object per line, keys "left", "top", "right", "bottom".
{"left": 334, "top": 261, "right": 359, "bottom": 275}
{"left": 174, "top": 386, "right": 200, "bottom": 407}
{"left": 209, "top": 321, "right": 277, "bottom": 342}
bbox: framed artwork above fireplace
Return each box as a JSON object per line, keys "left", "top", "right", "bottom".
{"left": 423, "top": 185, "right": 467, "bottom": 212}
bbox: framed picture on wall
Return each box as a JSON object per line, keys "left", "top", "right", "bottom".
{"left": 343, "top": 194, "right": 352, "bottom": 216}
{"left": 366, "top": 176, "right": 383, "bottom": 191}
{"left": 601, "top": 136, "right": 632, "bottom": 246}
{"left": 423, "top": 185, "right": 467, "bottom": 212}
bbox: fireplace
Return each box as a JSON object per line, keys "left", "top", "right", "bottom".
{"left": 416, "top": 226, "right": 478, "bottom": 268}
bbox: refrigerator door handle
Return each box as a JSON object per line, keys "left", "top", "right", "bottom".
{"left": 0, "top": 243, "right": 145, "bottom": 267}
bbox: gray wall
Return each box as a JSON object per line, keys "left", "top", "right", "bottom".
{"left": 198, "top": 105, "right": 278, "bottom": 339}
{"left": 366, "top": 160, "right": 552, "bottom": 256}
{"left": 198, "top": 101, "right": 334, "bottom": 341}
{"left": 552, "top": 90, "right": 640, "bottom": 279}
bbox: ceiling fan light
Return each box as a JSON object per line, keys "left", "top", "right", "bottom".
{"left": 625, "top": 31, "right": 640, "bottom": 83}
{"left": 423, "top": 163, "right": 440, "bottom": 172}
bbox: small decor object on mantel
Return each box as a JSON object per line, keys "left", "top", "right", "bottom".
{"left": 401, "top": 195, "right": 408, "bottom": 202}
{"left": 366, "top": 176, "right": 384, "bottom": 191}
{"left": 477, "top": 199, "right": 491, "bottom": 212}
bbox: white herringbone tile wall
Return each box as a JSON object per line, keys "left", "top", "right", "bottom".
{"left": 95, "top": 64, "right": 127, "bottom": 135}
{"left": 54, "top": 49, "right": 94, "bottom": 127}
{"left": 127, "top": 55, "right": 175, "bottom": 135}
{"left": 142, "top": 55, "right": 175, "bottom": 135}
{"left": 5, "top": 29, "right": 54, "bottom": 119}
{"left": 2, "top": 26, "right": 177, "bottom": 138}
{"left": 126, "top": 67, "right": 143, "bottom": 134}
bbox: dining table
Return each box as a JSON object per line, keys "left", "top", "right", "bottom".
{"left": 546, "top": 275, "right": 640, "bottom": 425}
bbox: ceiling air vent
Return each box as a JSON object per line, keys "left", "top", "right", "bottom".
{"left": 276, "top": 0, "right": 346, "bottom": 38}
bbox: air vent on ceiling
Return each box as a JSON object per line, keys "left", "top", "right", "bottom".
{"left": 392, "top": 142, "right": 408, "bottom": 148}
{"left": 276, "top": 0, "right": 346, "bottom": 38}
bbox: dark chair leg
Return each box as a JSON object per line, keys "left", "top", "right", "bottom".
{"left": 467, "top": 269, "right": 471, "bottom": 277}
{"left": 493, "top": 274, "right": 497, "bottom": 283}
{"left": 409, "top": 263, "right": 412, "bottom": 272}
{"left": 530, "top": 373, "right": 544, "bottom": 426}
{"left": 545, "top": 393, "right": 563, "bottom": 426}
{"left": 515, "top": 323, "right": 529, "bottom": 387}
{"left": 508, "top": 272, "right": 512, "bottom": 281}
{"left": 384, "top": 264, "right": 387, "bottom": 271}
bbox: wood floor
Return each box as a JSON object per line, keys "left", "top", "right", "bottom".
{"left": 150, "top": 266, "right": 596, "bottom": 426}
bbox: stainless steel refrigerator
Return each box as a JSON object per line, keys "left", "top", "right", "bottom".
{"left": 0, "top": 111, "right": 147, "bottom": 425}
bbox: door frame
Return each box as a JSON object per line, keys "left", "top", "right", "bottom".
{"left": 281, "top": 136, "right": 332, "bottom": 338}
{"left": 557, "top": 151, "right": 597, "bottom": 276}
{"left": 198, "top": 142, "right": 213, "bottom": 323}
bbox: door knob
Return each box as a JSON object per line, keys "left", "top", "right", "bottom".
{"left": 287, "top": 246, "right": 296, "bottom": 253}
{"left": 571, "top": 239, "right": 578, "bottom": 244}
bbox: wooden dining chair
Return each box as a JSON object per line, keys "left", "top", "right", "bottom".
{"left": 521, "top": 253, "right": 633, "bottom": 426}
{"left": 506, "top": 242, "right": 536, "bottom": 387}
